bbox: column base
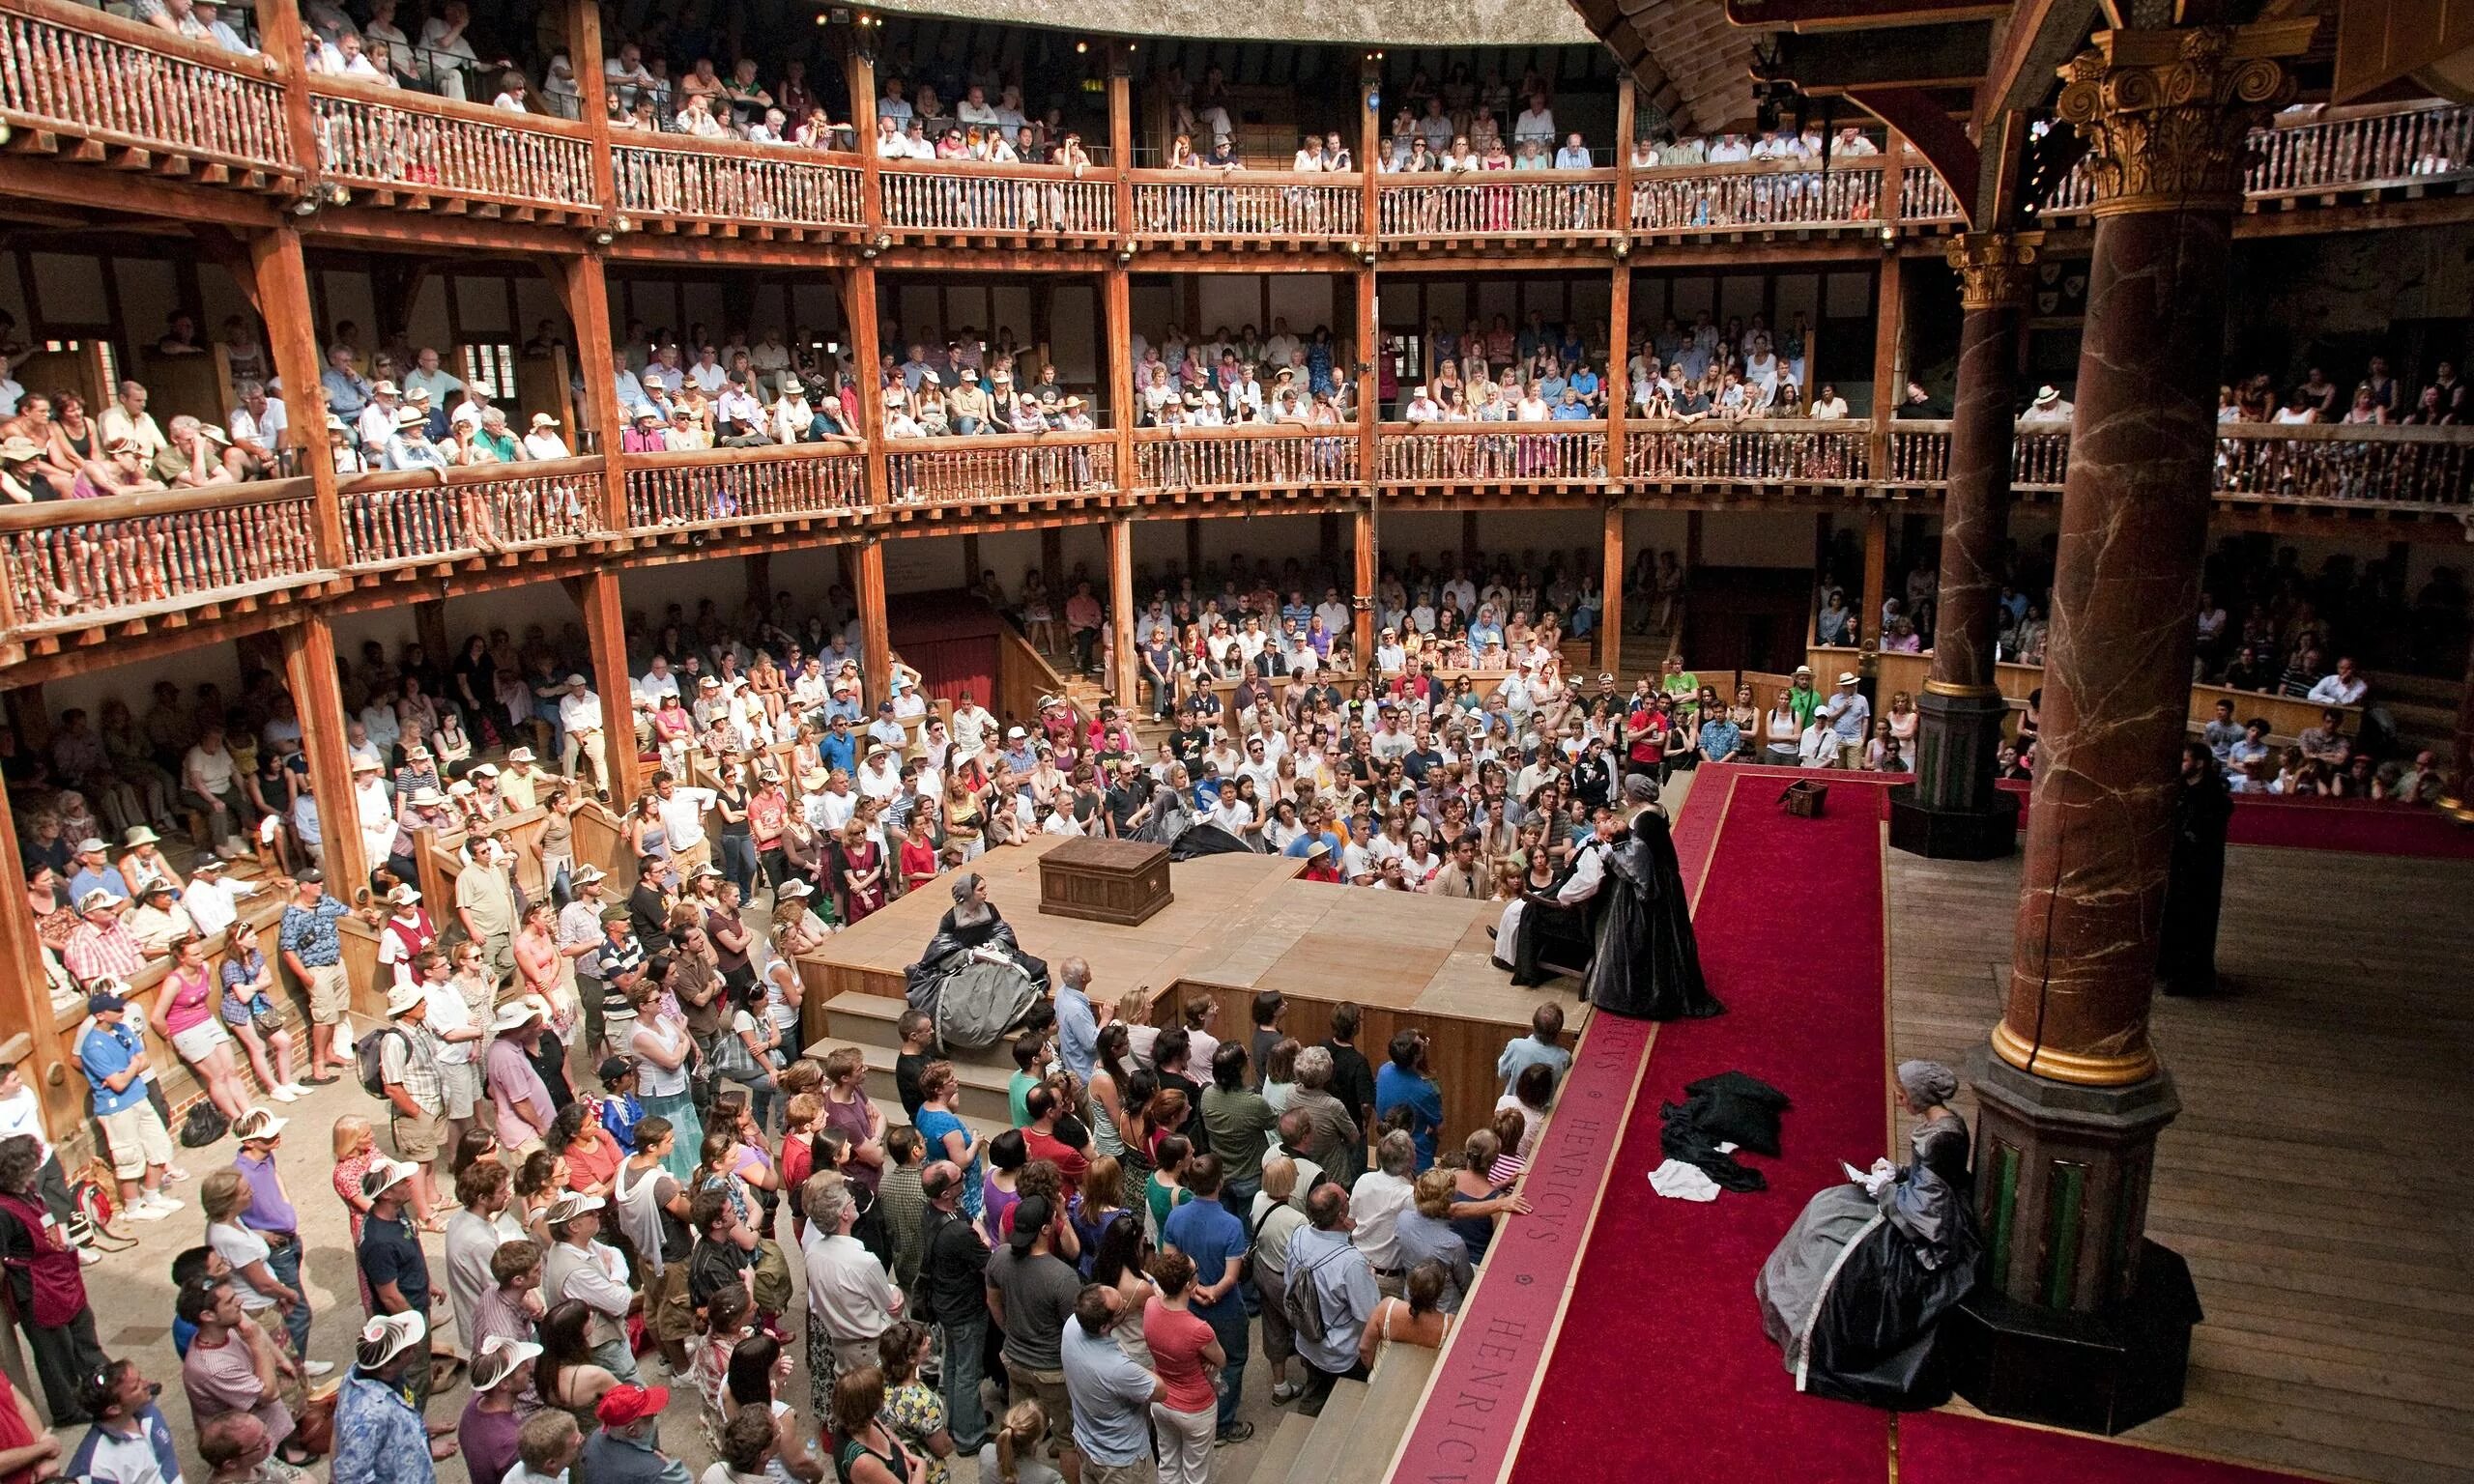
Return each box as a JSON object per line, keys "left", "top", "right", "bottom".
{"left": 1887, "top": 783, "right": 2020, "bottom": 860}
{"left": 1943, "top": 1238, "right": 2202, "bottom": 1435}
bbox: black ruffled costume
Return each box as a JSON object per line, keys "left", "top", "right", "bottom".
{"left": 1583, "top": 807, "right": 1723, "bottom": 1020}
{"left": 905, "top": 904, "right": 1050, "bottom": 1002}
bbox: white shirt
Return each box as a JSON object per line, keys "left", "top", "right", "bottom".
{"left": 0, "top": 1085, "right": 50, "bottom": 1164}
{"left": 1349, "top": 1169, "right": 1415, "bottom": 1269}
{"left": 424, "top": 982, "right": 478, "bottom": 1065}
{"left": 228, "top": 398, "right": 287, "bottom": 451}
{"left": 560, "top": 689, "right": 604, "bottom": 734}
{"left": 802, "top": 1225, "right": 899, "bottom": 1339}
{"left": 2306, "top": 672, "right": 2368, "bottom": 705}
{"left": 183, "top": 875, "right": 250, "bottom": 940}
{"left": 658, "top": 786, "right": 718, "bottom": 850}
{"left": 523, "top": 430, "right": 571, "bottom": 459}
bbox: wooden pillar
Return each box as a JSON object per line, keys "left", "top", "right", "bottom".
{"left": 1858, "top": 510, "right": 1888, "bottom": 653}
{"left": 577, "top": 570, "right": 641, "bottom": 800}
{"left": 1613, "top": 75, "right": 1638, "bottom": 238}
{"left": 1108, "top": 47, "right": 1135, "bottom": 232}
{"left": 566, "top": 0, "right": 615, "bottom": 213}
{"left": 1351, "top": 509, "right": 1376, "bottom": 664}
{"left": 1459, "top": 512, "right": 1478, "bottom": 568}
{"left": 1358, "top": 58, "right": 1382, "bottom": 243}
{"left": 1605, "top": 260, "right": 1631, "bottom": 479}
{"left": 1185, "top": 520, "right": 1202, "bottom": 582}
{"left": 1600, "top": 505, "right": 1625, "bottom": 675}
{"left": 283, "top": 615, "right": 368, "bottom": 894}
{"left": 1868, "top": 240, "right": 1904, "bottom": 487}
{"left": 847, "top": 266, "right": 886, "bottom": 499}
{"left": 854, "top": 536, "right": 892, "bottom": 713}
{"left": 1041, "top": 528, "right": 1065, "bottom": 601}
{"left": 847, "top": 44, "right": 882, "bottom": 238}
{"left": 252, "top": 0, "right": 321, "bottom": 184}
{"left": 1355, "top": 264, "right": 1380, "bottom": 456}
{"left": 551, "top": 253, "right": 627, "bottom": 527}
{"left": 748, "top": 554, "right": 772, "bottom": 614}
{"left": 411, "top": 599, "right": 450, "bottom": 671}
{"left": 1108, "top": 516, "right": 1138, "bottom": 706}
{"left": 962, "top": 533, "right": 983, "bottom": 590}
{"left": 248, "top": 226, "right": 345, "bottom": 569}
{"left": 0, "top": 784, "right": 76, "bottom": 1146}
{"left": 1104, "top": 267, "right": 1135, "bottom": 463}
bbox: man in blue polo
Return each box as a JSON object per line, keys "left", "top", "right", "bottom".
{"left": 1161, "top": 1155, "right": 1252, "bottom": 1444}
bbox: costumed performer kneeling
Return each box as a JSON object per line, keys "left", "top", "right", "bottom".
{"left": 1754, "top": 1059, "right": 1980, "bottom": 1409}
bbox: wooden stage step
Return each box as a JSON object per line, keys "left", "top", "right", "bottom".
{"left": 800, "top": 1032, "right": 1021, "bottom": 1126}
{"left": 1283, "top": 1377, "right": 1369, "bottom": 1484}
{"left": 1330, "top": 1344, "right": 1439, "bottom": 1478}
{"left": 1242, "top": 1412, "right": 1315, "bottom": 1484}
{"left": 816, "top": 990, "right": 1021, "bottom": 1066}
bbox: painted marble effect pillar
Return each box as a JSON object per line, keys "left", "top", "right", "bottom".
{"left": 1998, "top": 23, "right": 2308, "bottom": 1089}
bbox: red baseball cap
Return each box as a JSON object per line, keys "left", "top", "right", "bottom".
{"left": 595, "top": 1384, "right": 671, "bottom": 1427}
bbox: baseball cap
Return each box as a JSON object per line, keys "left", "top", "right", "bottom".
{"left": 595, "top": 1384, "right": 671, "bottom": 1428}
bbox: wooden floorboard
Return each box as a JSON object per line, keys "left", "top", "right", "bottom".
{"left": 1888, "top": 842, "right": 2474, "bottom": 1484}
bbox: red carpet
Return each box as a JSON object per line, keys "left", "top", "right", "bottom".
{"left": 1997, "top": 779, "right": 2474, "bottom": 859}
{"left": 1505, "top": 767, "right": 1899, "bottom": 1484}
{"left": 1900, "top": 1411, "right": 2322, "bottom": 1484}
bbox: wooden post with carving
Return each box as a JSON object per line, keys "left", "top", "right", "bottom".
{"left": 567, "top": 0, "right": 617, "bottom": 215}
{"left": 576, "top": 569, "right": 641, "bottom": 801}
{"left": 249, "top": 226, "right": 346, "bottom": 570}
{"left": 552, "top": 254, "right": 628, "bottom": 529}
{"left": 848, "top": 266, "right": 887, "bottom": 502}
{"left": 855, "top": 536, "right": 892, "bottom": 714}
{"left": 1108, "top": 515, "right": 1138, "bottom": 708}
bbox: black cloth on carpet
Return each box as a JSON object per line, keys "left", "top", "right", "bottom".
{"left": 1657, "top": 1070, "right": 1790, "bottom": 1192}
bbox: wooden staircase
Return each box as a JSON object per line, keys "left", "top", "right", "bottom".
{"left": 1241, "top": 1341, "right": 1439, "bottom": 1484}
{"left": 805, "top": 989, "right": 1014, "bottom": 1137}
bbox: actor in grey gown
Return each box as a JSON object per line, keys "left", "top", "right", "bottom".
{"left": 1754, "top": 1060, "right": 1981, "bottom": 1410}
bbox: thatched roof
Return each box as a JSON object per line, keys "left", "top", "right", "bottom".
{"left": 862, "top": 0, "right": 1602, "bottom": 48}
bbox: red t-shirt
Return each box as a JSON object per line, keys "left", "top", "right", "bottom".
{"left": 1022, "top": 1125, "right": 1089, "bottom": 1185}
{"left": 1143, "top": 1295, "right": 1219, "bottom": 1413}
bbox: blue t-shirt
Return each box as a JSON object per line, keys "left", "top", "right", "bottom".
{"left": 1161, "top": 1197, "right": 1248, "bottom": 1319}
{"left": 817, "top": 730, "right": 857, "bottom": 775}
{"left": 1375, "top": 1064, "right": 1445, "bottom": 1169}
{"left": 916, "top": 1107, "right": 982, "bottom": 1217}
{"left": 79, "top": 1021, "right": 149, "bottom": 1117}
{"left": 66, "top": 1403, "right": 183, "bottom": 1484}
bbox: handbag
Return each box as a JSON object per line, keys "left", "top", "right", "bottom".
{"left": 250, "top": 994, "right": 286, "bottom": 1036}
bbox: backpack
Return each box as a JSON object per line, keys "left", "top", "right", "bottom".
{"left": 1284, "top": 1244, "right": 1338, "bottom": 1347}
{"left": 179, "top": 1101, "right": 230, "bottom": 1150}
{"left": 357, "top": 1025, "right": 408, "bottom": 1099}
{"left": 66, "top": 1161, "right": 132, "bottom": 1251}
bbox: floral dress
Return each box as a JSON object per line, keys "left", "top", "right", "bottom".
{"left": 882, "top": 1381, "right": 951, "bottom": 1484}
{"left": 333, "top": 1150, "right": 375, "bottom": 1310}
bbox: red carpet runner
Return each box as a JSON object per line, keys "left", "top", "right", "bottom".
{"left": 1382, "top": 768, "right": 1736, "bottom": 1484}
{"left": 1502, "top": 767, "right": 1901, "bottom": 1484}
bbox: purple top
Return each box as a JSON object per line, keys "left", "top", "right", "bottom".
{"left": 822, "top": 1088, "right": 879, "bottom": 1193}
{"left": 235, "top": 1149, "right": 299, "bottom": 1237}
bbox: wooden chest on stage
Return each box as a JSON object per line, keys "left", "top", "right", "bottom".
{"left": 1039, "top": 840, "right": 1173, "bottom": 926}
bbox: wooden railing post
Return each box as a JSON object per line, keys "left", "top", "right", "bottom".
{"left": 1356, "top": 265, "right": 1380, "bottom": 461}
{"left": 1880, "top": 128, "right": 1908, "bottom": 226}
{"left": 846, "top": 43, "right": 882, "bottom": 241}
{"left": 283, "top": 613, "right": 369, "bottom": 892}
{"left": 252, "top": 0, "right": 321, "bottom": 181}
{"left": 1359, "top": 57, "right": 1383, "bottom": 243}
{"left": 575, "top": 569, "right": 640, "bottom": 802}
{"left": 847, "top": 265, "right": 886, "bottom": 501}
{"left": 551, "top": 252, "right": 626, "bottom": 528}
{"left": 566, "top": 0, "right": 616, "bottom": 216}
{"left": 1601, "top": 503, "right": 1625, "bottom": 676}
{"left": 1606, "top": 258, "right": 1631, "bottom": 481}
{"left": 248, "top": 224, "right": 344, "bottom": 569}
{"left": 1613, "top": 73, "right": 1638, "bottom": 233}
{"left": 1869, "top": 244, "right": 1904, "bottom": 491}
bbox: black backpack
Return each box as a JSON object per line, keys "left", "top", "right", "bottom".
{"left": 1283, "top": 1243, "right": 1340, "bottom": 1346}
{"left": 357, "top": 1026, "right": 407, "bottom": 1099}
{"left": 179, "top": 1101, "right": 229, "bottom": 1150}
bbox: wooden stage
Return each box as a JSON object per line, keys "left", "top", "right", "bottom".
{"left": 1889, "top": 842, "right": 2474, "bottom": 1484}
{"left": 810, "top": 837, "right": 1587, "bottom": 1138}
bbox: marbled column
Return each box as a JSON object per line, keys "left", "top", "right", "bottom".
{"left": 1997, "top": 23, "right": 2306, "bottom": 1089}
{"left": 1913, "top": 233, "right": 2035, "bottom": 818}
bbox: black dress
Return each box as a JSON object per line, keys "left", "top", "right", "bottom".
{"left": 1583, "top": 808, "right": 1722, "bottom": 1019}
{"left": 1492, "top": 845, "right": 1608, "bottom": 987}
{"left": 906, "top": 904, "right": 1049, "bottom": 996}
{"left": 2156, "top": 766, "right": 2233, "bottom": 995}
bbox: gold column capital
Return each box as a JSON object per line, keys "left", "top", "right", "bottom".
{"left": 1942, "top": 232, "right": 2042, "bottom": 310}
{"left": 2055, "top": 22, "right": 2313, "bottom": 217}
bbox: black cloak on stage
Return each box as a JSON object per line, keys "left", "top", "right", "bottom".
{"left": 1583, "top": 807, "right": 1723, "bottom": 1020}
{"left": 1493, "top": 843, "right": 1610, "bottom": 987}
{"left": 905, "top": 903, "right": 1050, "bottom": 1002}
{"left": 2156, "top": 762, "right": 2233, "bottom": 995}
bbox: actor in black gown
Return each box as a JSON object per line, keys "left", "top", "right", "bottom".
{"left": 1583, "top": 778, "right": 1722, "bottom": 1019}
{"left": 2156, "top": 743, "right": 2232, "bottom": 996}
{"left": 905, "top": 871, "right": 1050, "bottom": 1001}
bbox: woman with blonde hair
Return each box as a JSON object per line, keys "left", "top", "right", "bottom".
{"left": 330, "top": 1113, "right": 378, "bottom": 1308}
{"left": 980, "top": 1400, "right": 1062, "bottom": 1484}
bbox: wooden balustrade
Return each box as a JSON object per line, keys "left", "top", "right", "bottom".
{"left": 1628, "top": 159, "right": 1888, "bottom": 233}
{"left": 2012, "top": 427, "right": 2071, "bottom": 491}
{"left": 2216, "top": 422, "right": 2474, "bottom": 505}
{"left": 0, "top": 0, "right": 294, "bottom": 180}
{"left": 613, "top": 137, "right": 863, "bottom": 231}
{"left": 877, "top": 161, "right": 1116, "bottom": 237}
{"left": 310, "top": 80, "right": 600, "bottom": 215}
{"left": 1884, "top": 422, "right": 1952, "bottom": 486}
{"left": 1378, "top": 173, "right": 1617, "bottom": 241}
{"left": 1131, "top": 171, "right": 1363, "bottom": 242}
{"left": 2247, "top": 103, "right": 2474, "bottom": 196}
{"left": 1132, "top": 426, "right": 1363, "bottom": 490}
{"left": 339, "top": 458, "right": 605, "bottom": 567}
{"left": 622, "top": 443, "right": 868, "bottom": 528}
{"left": 881, "top": 433, "right": 1118, "bottom": 503}
{"left": 1625, "top": 418, "right": 1873, "bottom": 484}
{"left": 0, "top": 479, "right": 324, "bottom": 634}
{"left": 1899, "top": 163, "right": 1962, "bottom": 222}
{"left": 1377, "top": 421, "right": 1609, "bottom": 484}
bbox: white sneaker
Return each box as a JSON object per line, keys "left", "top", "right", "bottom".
{"left": 163, "top": 1164, "right": 192, "bottom": 1183}
{"left": 269, "top": 1086, "right": 301, "bottom": 1102}
{"left": 302, "top": 1360, "right": 335, "bottom": 1378}
{"left": 143, "top": 1190, "right": 185, "bottom": 1213}
{"left": 281, "top": 1083, "right": 310, "bottom": 1099}
{"left": 125, "top": 1201, "right": 170, "bottom": 1222}
{"left": 76, "top": 1245, "right": 102, "bottom": 1265}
